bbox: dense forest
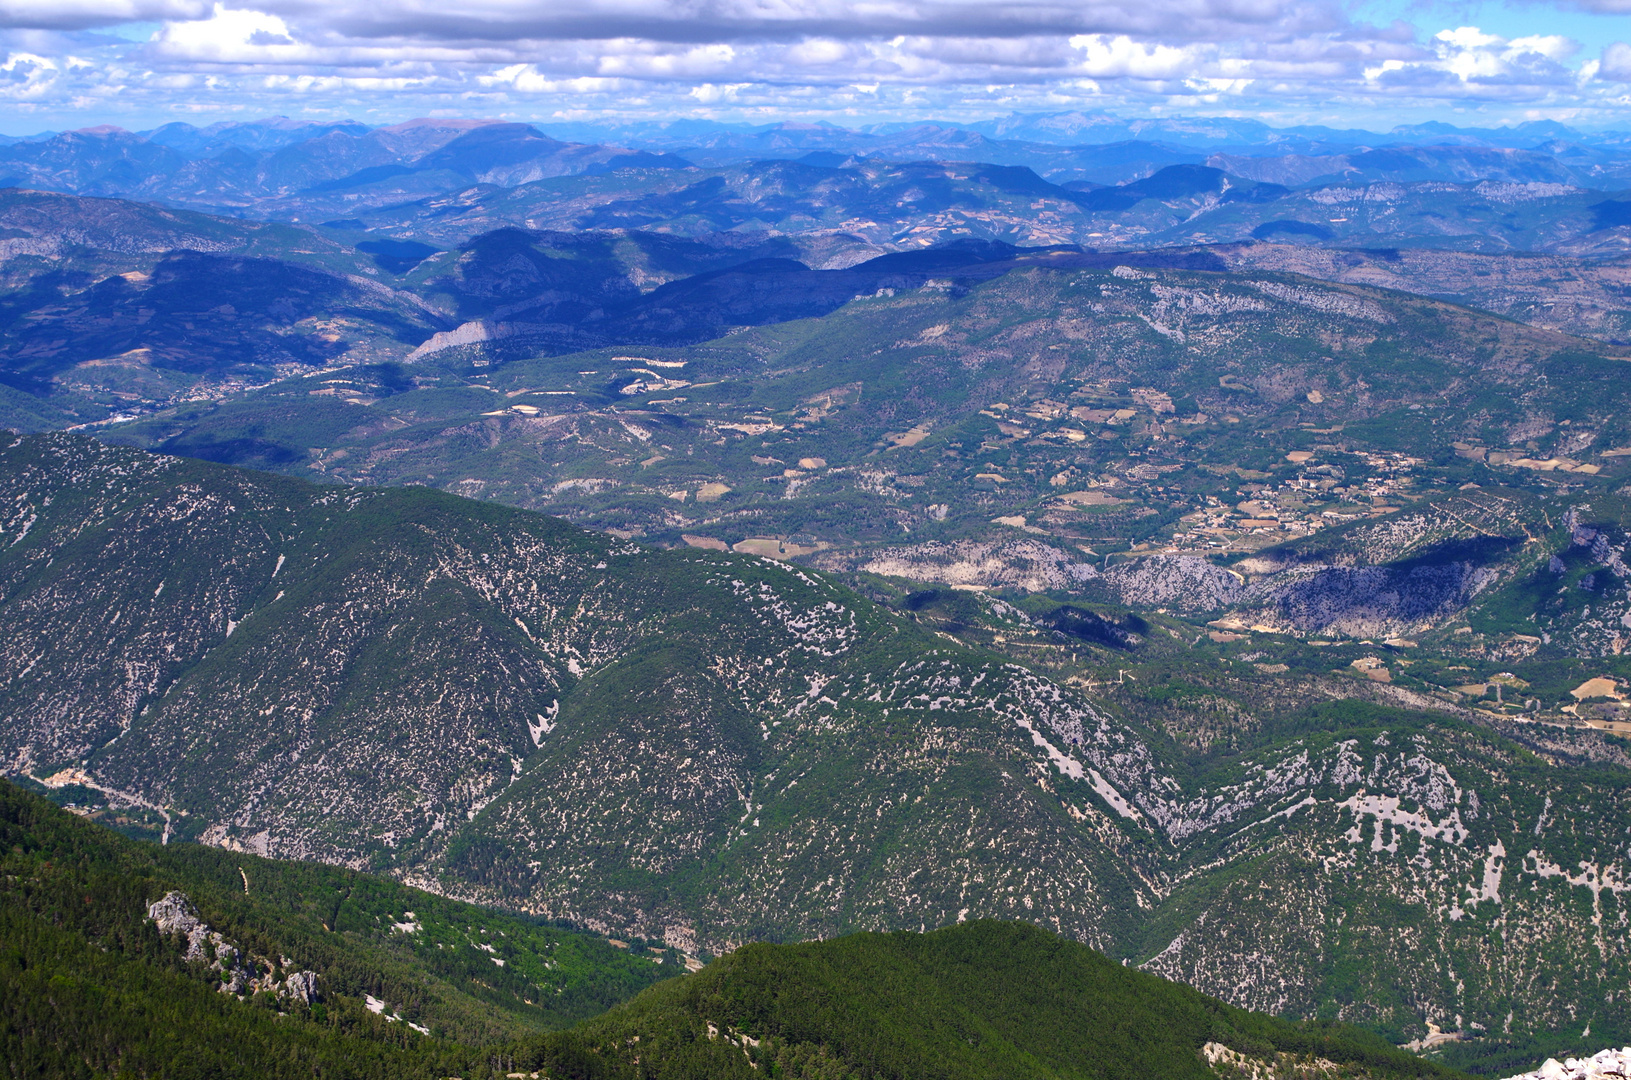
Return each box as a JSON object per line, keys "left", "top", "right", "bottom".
{"left": 518, "top": 920, "right": 1470, "bottom": 1080}
{"left": 2, "top": 780, "right": 1480, "bottom": 1080}
{"left": 0, "top": 779, "right": 670, "bottom": 1078}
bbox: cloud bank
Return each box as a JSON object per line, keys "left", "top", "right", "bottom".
{"left": 0, "top": 0, "right": 1628, "bottom": 130}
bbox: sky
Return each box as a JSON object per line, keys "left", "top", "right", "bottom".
{"left": 0, "top": 0, "right": 1629, "bottom": 135}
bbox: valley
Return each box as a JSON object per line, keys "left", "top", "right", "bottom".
{"left": 5, "top": 109, "right": 1631, "bottom": 1079}
{"left": 3, "top": 432, "right": 1630, "bottom": 1063}
{"left": 90, "top": 241, "right": 1631, "bottom": 677}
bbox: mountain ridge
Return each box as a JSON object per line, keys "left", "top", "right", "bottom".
{"left": 3, "top": 431, "right": 1629, "bottom": 1054}
{"left": 5, "top": 111, "right": 1631, "bottom": 230}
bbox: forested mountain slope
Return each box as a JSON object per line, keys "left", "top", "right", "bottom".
{"left": 0, "top": 778, "right": 671, "bottom": 1077}
{"left": 0, "top": 781, "right": 1475, "bottom": 1080}
{"left": 0, "top": 431, "right": 1153, "bottom": 953}
{"left": 522, "top": 920, "right": 1467, "bottom": 1080}
{"left": 3, "top": 432, "right": 1630, "bottom": 1056}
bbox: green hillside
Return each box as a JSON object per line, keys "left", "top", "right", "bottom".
{"left": 0, "top": 430, "right": 1153, "bottom": 958}
{"left": 521, "top": 920, "right": 1464, "bottom": 1080}
{"left": 1, "top": 777, "right": 1472, "bottom": 1080}
{"left": 0, "top": 776, "right": 674, "bottom": 1079}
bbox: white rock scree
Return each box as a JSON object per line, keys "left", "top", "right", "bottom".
{"left": 1502, "top": 1049, "right": 1631, "bottom": 1080}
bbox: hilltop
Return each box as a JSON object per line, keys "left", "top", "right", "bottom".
{"left": 522, "top": 920, "right": 1466, "bottom": 1080}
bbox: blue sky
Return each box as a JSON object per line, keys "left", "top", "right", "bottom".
{"left": 1, "top": 0, "right": 1628, "bottom": 134}
{"left": 1357, "top": 0, "right": 1626, "bottom": 53}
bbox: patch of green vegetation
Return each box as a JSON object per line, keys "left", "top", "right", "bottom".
{"left": 0, "top": 778, "right": 675, "bottom": 1061}
{"left": 520, "top": 920, "right": 1469, "bottom": 1080}
{"left": 2, "top": 784, "right": 1490, "bottom": 1080}
{"left": 1428, "top": 1033, "right": 1615, "bottom": 1078}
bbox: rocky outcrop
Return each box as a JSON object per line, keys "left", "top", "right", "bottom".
{"left": 146, "top": 890, "right": 214, "bottom": 960}
{"left": 1102, "top": 554, "right": 1242, "bottom": 611}
{"left": 283, "top": 969, "right": 320, "bottom": 1005}
{"left": 1247, "top": 561, "right": 1498, "bottom": 637}
{"left": 1501, "top": 1049, "right": 1631, "bottom": 1080}
{"left": 1203, "top": 1041, "right": 1352, "bottom": 1080}
{"left": 407, "top": 318, "right": 526, "bottom": 360}
{"left": 814, "top": 538, "right": 1100, "bottom": 592}
{"left": 146, "top": 891, "right": 319, "bottom": 1001}
{"left": 1100, "top": 550, "right": 1498, "bottom": 636}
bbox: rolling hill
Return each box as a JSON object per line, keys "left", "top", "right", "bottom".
{"left": 102, "top": 251, "right": 1631, "bottom": 603}
{"left": 521, "top": 920, "right": 1467, "bottom": 1080}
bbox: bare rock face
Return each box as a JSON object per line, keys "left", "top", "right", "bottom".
{"left": 1101, "top": 545, "right": 1498, "bottom": 636}
{"left": 282, "top": 969, "right": 320, "bottom": 1004}
{"left": 1102, "top": 554, "right": 1242, "bottom": 611}
{"left": 146, "top": 890, "right": 211, "bottom": 962}
{"left": 1244, "top": 561, "right": 1498, "bottom": 638}
{"left": 146, "top": 889, "right": 318, "bottom": 1000}
{"left": 813, "top": 538, "right": 1100, "bottom": 592}
{"left": 1094, "top": 491, "right": 1573, "bottom": 639}
{"left": 1503, "top": 1049, "right": 1631, "bottom": 1080}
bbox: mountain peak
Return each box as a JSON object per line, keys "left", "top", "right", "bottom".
{"left": 378, "top": 117, "right": 508, "bottom": 133}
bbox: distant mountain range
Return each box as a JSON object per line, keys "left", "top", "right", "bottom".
{"left": 4, "top": 113, "right": 1631, "bottom": 227}
{"left": 349, "top": 157, "right": 1629, "bottom": 254}
{"left": 0, "top": 118, "right": 694, "bottom": 218}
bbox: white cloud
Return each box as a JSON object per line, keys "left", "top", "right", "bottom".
{"left": 1436, "top": 26, "right": 1500, "bottom": 52}
{"left": 0, "top": 50, "right": 58, "bottom": 97}
{"left": 1346, "top": 24, "right": 1584, "bottom": 99}
{"left": 1601, "top": 41, "right": 1631, "bottom": 81}
{"left": 1506, "top": 35, "right": 1577, "bottom": 62}
{"left": 1068, "top": 34, "right": 1195, "bottom": 80}
{"left": 1363, "top": 57, "right": 1404, "bottom": 82}
{"left": 0, "top": 0, "right": 1624, "bottom": 129}
{"left": 151, "top": 4, "right": 299, "bottom": 61}
{"left": 481, "top": 63, "right": 625, "bottom": 93}
{"left": 0, "top": 0, "right": 209, "bottom": 30}
{"left": 689, "top": 81, "right": 747, "bottom": 102}
{"left": 594, "top": 41, "right": 739, "bottom": 78}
